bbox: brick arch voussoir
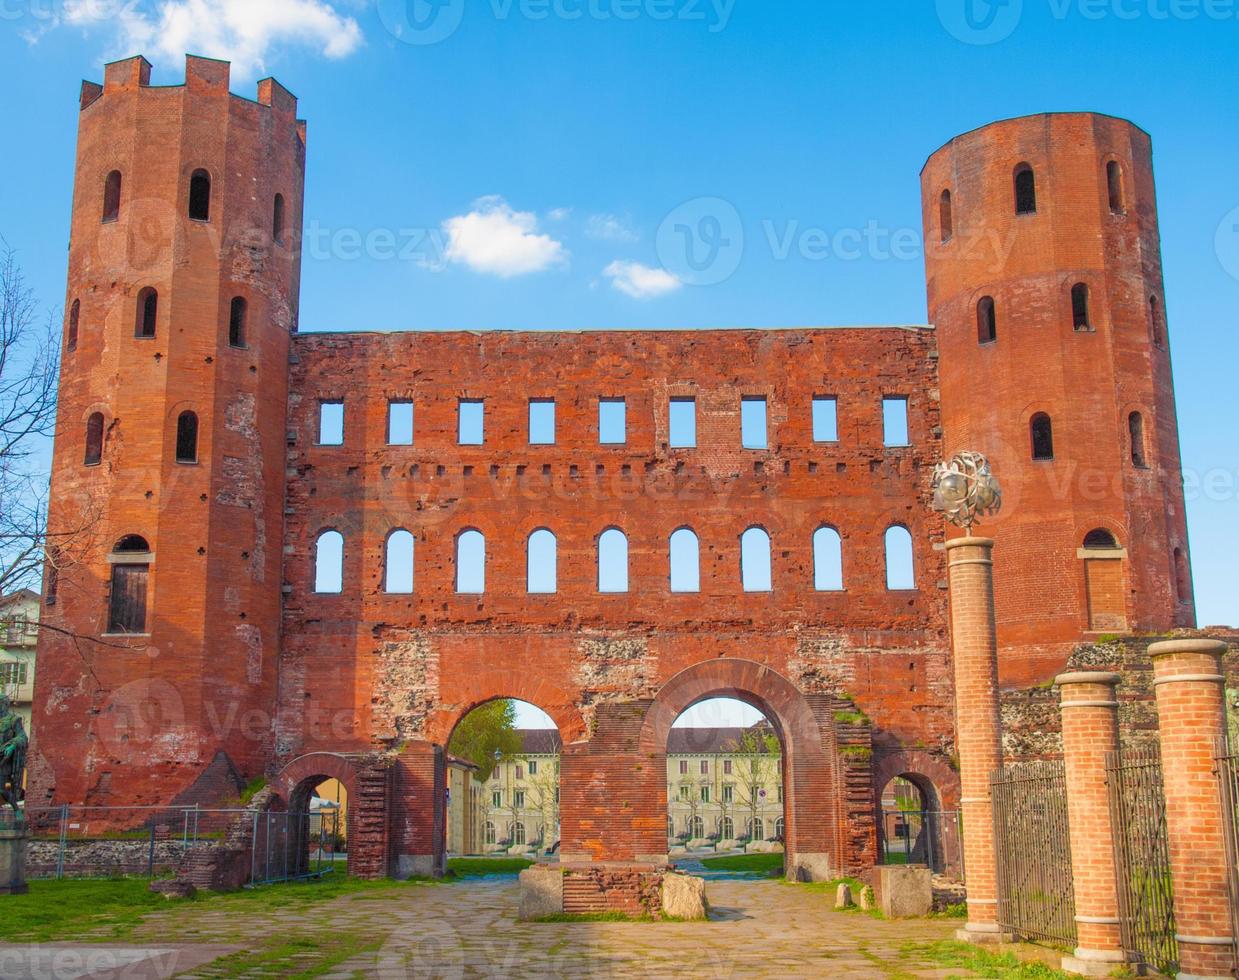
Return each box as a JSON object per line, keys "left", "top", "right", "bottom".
{"left": 424, "top": 669, "right": 588, "bottom": 745}
{"left": 275, "top": 752, "right": 363, "bottom": 808}
{"left": 872, "top": 750, "right": 960, "bottom": 811}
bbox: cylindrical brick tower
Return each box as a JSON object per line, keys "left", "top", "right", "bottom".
{"left": 29, "top": 56, "right": 305, "bottom": 808}
{"left": 922, "top": 113, "right": 1194, "bottom": 686}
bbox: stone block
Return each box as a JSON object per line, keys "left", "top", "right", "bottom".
{"left": 661, "top": 873, "right": 708, "bottom": 920}
{"left": 519, "top": 865, "right": 564, "bottom": 920}
{"left": 789, "top": 853, "right": 833, "bottom": 883}
{"left": 0, "top": 827, "right": 28, "bottom": 895}
{"left": 876, "top": 865, "right": 933, "bottom": 918}
{"left": 834, "top": 883, "right": 854, "bottom": 909}
{"left": 859, "top": 885, "right": 875, "bottom": 911}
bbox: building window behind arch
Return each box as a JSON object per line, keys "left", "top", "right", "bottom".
{"left": 527, "top": 528, "right": 557, "bottom": 594}
{"left": 741, "top": 526, "right": 772, "bottom": 593}
{"left": 885, "top": 525, "right": 915, "bottom": 590}
{"left": 1107, "top": 160, "right": 1125, "bottom": 214}
{"left": 1031, "top": 413, "right": 1054, "bottom": 461}
{"left": 1014, "top": 164, "right": 1037, "bottom": 215}
{"left": 1129, "top": 411, "right": 1147, "bottom": 468}
{"left": 977, "top": 296, "right": 997, "bottom": 345}
{"left": 598, "top": 528, "right": 628, "bottom": 594}
{"left": 229, "top": 297, "right": 247, "bottom": 348}
{"left": 84, "top": 412, "right": 104, "bottom": 465}
{"left": 813, "top": 526, "right": 843, "bottom": 592}
{"left": 175, "top": 411, "right": 198, "bottom": 463}
{"left": 1174, "top": 548, "right": 1190, "bottom": 605}
{"left": 108, "top": 535, "right": 150, "bottom": 634}
{"left": 1072, "top": 283, "right": 1092, "bottom": 331}
{"left": 939, "top": 189, "right": 953, "bottom": 242}
{"left": 273, "top": 194, "right": 286, "bottom": 245}
{"left": 669, "top": 528, "right": 700, "bottom": 593}
{"left": 485, "top": 821, "right": 495, "bottom": 846}
{"left": 135, "top": 287, "right": 158, "bottom": 338}
{"left": 456, "top": 529, "right": 486, "bottom": 594}
{"left": 385, "top": 529, "right": 414, "bottom": 594}
{"left": 314, "top": 530, "right": 344, "bottom": 594}
{"left": 512, "top": 822, "right": 526, "bottom": 846}
{"left": 188, "top": 169, "right": 211, "bottom": 221}
{"left": 67, "top": 300, "right": 80, "bottom": 352}
{"left": 103, "top": 170, "right": 122, "bottom": 223}
{"left": 721, "top": 816, "right": 734, "bottom": 840}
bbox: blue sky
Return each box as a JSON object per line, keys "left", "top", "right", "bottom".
{"left": 0, "top": 0, "right": 1235, "bottom": 628}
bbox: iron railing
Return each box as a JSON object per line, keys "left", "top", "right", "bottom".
{"left": 1214, "top": 738, "right": 1239, "bottom": 969}
{"left": 878, "top": 809, "right": 963, "bottom": 877}
{"left": 991, "top": 761, "right": 1077, "bottom": 947}
{"left": 1105, "top": 746, "right": 1177, "bottom": 976}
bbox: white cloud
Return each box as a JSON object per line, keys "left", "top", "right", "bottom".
{"left": 587, "top": 213, "right": 639, "bottom": 243}
{"left": 442, "top": 197, "right": 568, "bottom": 278}
{"left": 59, "top": 0, "right": 363, "bottom": 80}
{"left": 603, "top": 260, "right": 682, "bottom": 300}
{"left": 547, "top": 207, "right": 572, "bottom": 222}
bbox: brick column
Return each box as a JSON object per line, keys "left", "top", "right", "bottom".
{"left": 945, "top": 537, "right": 1008, "bottom": 943}
{"left": 1056, "top": 672, "right": 1126, "bottom": 977}
{"left": 1150, "top": 639, "right": 1235, "bottom": 980}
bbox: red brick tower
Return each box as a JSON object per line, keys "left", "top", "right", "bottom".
{"left": 29, "top": 56, "right": 304, "bottom": 808}
{"left": 922, "top": 113, "right": 1194, "bottom": 686}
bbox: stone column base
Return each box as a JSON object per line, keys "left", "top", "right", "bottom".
{"left": 787, "top": 853, "right": 832, "bottom": 883}
{"left": 1061, "top": 948, "right": 1128, "bottom": 977}
{"left": 396, "top": 853, "right": 440, "bottom": 879}
{"left": 956, "top": 922, "right": 1015, "bottom": 944}
{"left": 0, "top": 827, "right": 28, "bottom": 895}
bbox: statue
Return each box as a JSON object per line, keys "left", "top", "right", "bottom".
{"left": 0, "top": 695, "right": 27, "bottom": 813}
{"left": 932, "top": 451, "right": 1002, "bottom": 533}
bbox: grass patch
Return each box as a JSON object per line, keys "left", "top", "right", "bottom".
{"left": 930, "top": 902, "right": 968, "bottom": 919}
{"left": 903, "top": 940, "right": 1072, "bottom": 979}
{"left": 698, "top": 852, "right": 784, "bottom": 876}
{"left": 446, "top": 856, "right": 535, "bottom": 877}
{"left": 784, "top": 876, "right": 884, "bottom": 919}
{"left": 181, "top": 934, "right": 383, "bottom": 978}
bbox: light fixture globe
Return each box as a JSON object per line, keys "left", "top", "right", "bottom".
{"left": 932, "top": 451, "right": 1002, "bottom": 532}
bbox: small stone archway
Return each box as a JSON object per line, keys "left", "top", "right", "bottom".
{"left": 637, "top": 659, "right": 839, "bottom": 881}
{"left": 872, "top": 750, "right": 960, "bottom": 875}
{"left": 423, "top": 669, "right": 588, "bottom": 746}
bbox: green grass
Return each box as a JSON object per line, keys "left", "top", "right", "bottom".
{"left": 180, "top": 935, "right": 383, "bottom": 978}
{"left": 903, "top": 940, "right": 1073, "bottom": 979}
{"left": 785, "top": 876, "right": 884, "bottom": 919}
{"left": 698, "top": 852, "right": 784, "bottom": 875}
{"left": 446, "top": 856, "right": 535, "bottom": 877}
{"left": 929, "top": 902, "right": 968, "bottom": 919}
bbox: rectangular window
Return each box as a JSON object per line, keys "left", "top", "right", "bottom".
{"left": 108, "top": 564, "right": 148, "bottom": 634}
{"left": 723, "top": 784, "right": 734, "bottom": 803}
{"left": 387, "top": 401, "right": 414, "bottom": 446}
{"left": 700, "top": 760, "right": 708, "bottom": 775}
{"left": 318, "top": 401, "right": 344, "bottom": 446}
{"left": 741, "top": 397, "right": 768, "bottom": 449}
{"left": 883, "top": 397, "right": 910, "bottom": 447}
{"left": 514, "top": 791, "right": 525, "bottom": 808}
{"left": 599, "top": 398, "right": 626, "bottom": 445}
{"left": 492, "top": 791, "right": 501, "bottom": 808}
{"left": 458, "top": 400, "right": 484, "bottom": 445}
{"left": 515, "top": 766, "right": 523, "bottom": 779}
{"left": 528, "top": 760, "right": 538, "bottom": 775}
{"left": 723, "top": 759, "right": 732, "bottom": 776}
{"left": 700, "top": 786, "right": 710, "bottom": 803}
{"left": 679, "top": 785, "right": 690, "bottom": 801}
{"left": 679, "top": 759, "right": 688, "bottom": 775}
{"left": 529, "top": 399, "right": 555, "bottom": 445}
{"left": 813, "top": 396, "right": 838, "bottom": 442}
{"left": 0, "top": 662, "right": 26, "bottom": 686}
{"left": 669, "top": 397, "right": 696, "bottom": 448}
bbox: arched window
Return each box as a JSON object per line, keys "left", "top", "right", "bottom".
{"left": 1128, "top": 412, "right": 1147, "bottom": 468}
{"left": 175, "top": 411, "right": 198, "bottom": 463}
{"left": 885, "top": 525, "right": 915, "bottom": 590}
{"left": 598, "top": 528, "right": 629, "bottom": 594}
{"left": 939, "top": 189, "right": 953, "bottom": 242}
{"left": 67, "top": 300, "right": 80, "bottom": 352}
{"left": 188, "top": 169, "right": 211, "bottom": 221}
{"left": 314, "top": 530, "right": 344, "bottom": 594}
{"left": 1083, "top": 528, "right": 1119, "bottom": 550}
{"left": 721, "top": 816, "right": 734, "bottom": 840}
{"left": 273, "top": 194, "right": 286, "bottom": 245}
{"left": 741, "top": 526, "right": 772, "bottom": 593}
{"left": 527, "top": 529, "right": 557, "bottom": 594}
{"left": 748, "top": 818, "right": 765, "bottom": 841}
{"left": 977, "top": 296, "right": 997, "bottom": 344}
{"left": 669, "top": 528, "right": 700, "bottom": 593}
{"left": 813, "top": 526, "right": 843, "bottom": 592}
{"left": 108, "top": 535, "right": 151, "bottom": 634}
{"left": 1030, "top": 413, "right": 1054, "bottom": 460}
{"left": 1072, "top": 283, "right": 1092, "bottom": 331}
{"left": 691, "top": 815, "right": 704, "bottom": 839}
{"left": 135, "top": 287, "right": 158, "bottom": 338}
{"left": 84, "top": 412, "right": 104, "bottom": 465}
{"left": 1014, "top": 164, "right": 1037, "bottom": 215}
{"left": 775, "top": 817, "right": 785, "bottom": 840}
{"left": 103, "top": 170, "right": 122, "bottom": 223}
{"left": 485, "top": 821, "right": 496, "bottom": 845}
{"left": 1173, "top": 548, "right": 1190, "bottom": 604}
{"left": 1106, "top": 160, "right": 1125, "bottom": 214}
{"left": 385, "top": 529, "right": 414, "bottom": 594}
{"left": 228, "top": 297, "right": 247, "bottom": 348}
{"left": 1150, "top": 296, "right": 1164, "bottom": 348}
{"left": 512, "top": 822, "right": 526, "bottom": 846}
{"left": 456, "top": 529, "right": 486, "bottom": 594}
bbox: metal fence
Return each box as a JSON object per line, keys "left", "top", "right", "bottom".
{"left": 1106, "top": 746, "right": 1177, "bottom": 976}
{"left": 1214, "top": 738, "right": 1239, "bottom": 970}
{"left": 991, "top": 761, "right": 1077, "bottom": 947}
{"left": 878, "top": 809, "right": 963, "bottom": 876}
{"left": 250, "top": 808, "right": 342, "bottom": 885}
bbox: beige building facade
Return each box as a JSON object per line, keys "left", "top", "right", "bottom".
{"left": 0, "top": 590, "right": 39, "bottom": 732}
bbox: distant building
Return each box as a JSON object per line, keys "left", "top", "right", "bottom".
{"left": 0, "top": 590, "right": 39, "bottom": 732}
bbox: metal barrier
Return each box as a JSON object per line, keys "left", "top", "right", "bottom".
{"left": 878, "top": 809, "right": 963, "bottom": 876}
{"left": 1214, "top": 738, "right": 1239, "bottom": 971}
{"left": 991, "top": 761, "right": 1077, "bottom": 947}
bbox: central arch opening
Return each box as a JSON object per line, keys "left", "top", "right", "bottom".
{"left": 446, "top": 698, "right": 561, "bottom": 872}
{"left": 877, "top": 773, "right": 956, "bottom": 874}
{"left": 666, "top": 697, "right": 787, "bottom": 879}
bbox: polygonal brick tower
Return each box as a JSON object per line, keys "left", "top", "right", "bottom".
{"left": 29, "top": 56, "right": 304, "bottom": 808}
{"left": 922, "top": 113, "right": 1195, "bottom": 687}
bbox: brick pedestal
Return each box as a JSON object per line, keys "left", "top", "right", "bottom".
{"left": 945, "top": 537, "right": 1009, "bottom": 943}
{"left": 1150, "top": 639, "right": 1235, "bottom": 980}
{"left": 1056, "top": 672, "right": 1126, "bottom": 976}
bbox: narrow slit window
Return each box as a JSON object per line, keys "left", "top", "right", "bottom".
{"left": 939, "top": 189, "right": 953, "bottom": 242}
{"left": 103, "top": 170, "right": 122, "bottom": 223}
{"left": 882, "top": 397, "right": 910, "bottom": 447}
{"left": 812, "top": 396, "right": 838, "bottom": 443}
{"left": 1031, "top": 413, "right": 1054, "bottom": 460}
{"left": 977, "top": 296, "right": 997, "bottom": 344}
{"left": 1128, "top": 412, "right": 1147, "bottom": 468}
{"left": 318, "top": 401, "right": 344, "bottom": 446}
{"left": 314, "top": 530, "right": 344, "bottom": 594}
{"left": 273, "top": 194, "right": 286, "bottom": 245}
{"left": 598, "top": 528, "right": 629, "bottom": 594}
{"left": 228, "top": 297, "right": 247, "bottom": 348}
{"left": 1072, "top": 283, "right": 1092, "bottom": 331}
{"left": 527, "top": 529, "right": 557, "bottom": 594}
{"left": 1150, "top": 296, "right": 1164, "bottom": 348}
{"left": 1173, "top": 548, "right": 1190, "bottom": 604}
{"left": 67, "top": 300, "right": 80, "bottom": 352}
{"left": 529, "top": 399, "right": 556, "bottom": 446}
{"left": 669, "top": 528, "right": 700, "bottom": 593}
{"left": 885, "top": 526, "right": 915, "bottom": 590}
{"left": 175, "top": 411, "right": 198, "bottom": 463}
{"left": 456, "top": 529, "right": 486, "bottom": 594}
{"left": 599, "top": 398, "right": 626, "bottom": 445}
{"left": 669, "top": 397, "right": 696, "bottom": 448}
{"left": 1107, "top": 161, "right": 1125, "bottom": 214}
{"left": 84, "top": 412, "right": 104, "bottom": 465}
{"left": 188, "top": 169, "right": 211, "bottom": 221}
{"left": 1014, "top": 164, "right": 1037, "bottom": 215}
{"left": 740, "top": 526, "right": 772, "bottom": 593}
{"left": 741, "top": 397, "right": 767, "bottom": 450}
{"left": 813, "top": 526, "right": 843, "bottom": 592}
{"left": 458, "top": 400, "right": 484, "bottom": 446}
{"left": 387, "top": 401, "right": 414, "bottom": 446}
{"left": 384, "top": 529, "right": 414, "bottom": 594}
{"left": 135, "top": 288, "right": 158, "bottom": 338}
